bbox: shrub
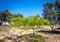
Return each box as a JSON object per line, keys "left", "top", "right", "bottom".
{"left": 10, "top": 14, "right": 50, "bottom": 27}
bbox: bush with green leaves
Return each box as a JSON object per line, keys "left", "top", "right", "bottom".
{"left": 10, "top": 14, "right": 50, "bottom": 27}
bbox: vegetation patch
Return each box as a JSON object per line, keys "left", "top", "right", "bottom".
{"left": 17, "top": 34, "right": 45, "bottom": 42}
{"left": 0, "top": 39, "right": 6, "bottom": 42}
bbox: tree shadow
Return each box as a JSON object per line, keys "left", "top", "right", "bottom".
{"left": 36, "top": 27, "right": 60, "bottom": 34}
{"left": 55, "top": 27, "right": 60, "bottom": 30}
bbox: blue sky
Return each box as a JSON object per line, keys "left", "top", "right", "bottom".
{"left": 0, "top": 0, "right": 56, "bottom": 17}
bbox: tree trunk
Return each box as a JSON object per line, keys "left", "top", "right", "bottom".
{"left": 32, "top": 26, "right": 35, "bottom": 36}
{"left": 32, "top": 26, "right": 34, "bottom": 42}
{"left": 50, "top": 24, "right": 54, "bottom": 31}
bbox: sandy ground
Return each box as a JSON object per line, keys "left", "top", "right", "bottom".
{"left": 0, "top": 26, "right": 60, "bottom": 42}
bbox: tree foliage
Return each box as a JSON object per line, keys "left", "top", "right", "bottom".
{"left": 0, "top": 9, "right": 23, "bottom": 22}
{"left": 10, "top": 14, "right": 50, "bottom": 27}
{"left": 12, "top": 13, "right": 23, "bottom": 18}
{"left": 55, "top": 0, "right": 60, "bottom": 24}
{"left": 43, "top": 2, "right": 57, "bottom": 24}
{"left": 1, "top": 9, "right": 13, "bottom": 21}
{"left": 56, "top": 0, "right": 60, "bottom": 8}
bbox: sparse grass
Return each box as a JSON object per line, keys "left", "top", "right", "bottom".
{"left": 17, "top": 34, "right": 45, "bottom": 42}
{"left": 0, "top": 39, "right": 6, "bottom": 42}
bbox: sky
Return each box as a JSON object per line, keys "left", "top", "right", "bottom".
{"left": 0, "top": 0, "right": 56, "bottom": 17}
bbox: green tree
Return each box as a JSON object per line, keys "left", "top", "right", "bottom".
{"left": 10, "top": 14, "right": 50, "bottom": 28}
{"left": 56, "top": 0, "right": 60, "bottom": 8}
{"left": 2, "top": 9, "right": 12, "bottom": 22}
{"left": 43, "top": 2, "right": 57, "bottom": 30}
{"left": 10, "top": 17, "right": 22, "bottom": 27}
{"left": 43, "top": 2, "right": 57, "bottom": 20}
{"left": 0, "top": 12, "right": 2, "bottom": 20}
{"left": 55, "top": 0, "right": 60, "bottom": 24}
{"left": 13, "top": 14, "right": 23, "bottom": 18}
{"left": 28, "top": 14, "right": 43, "bottom": 36}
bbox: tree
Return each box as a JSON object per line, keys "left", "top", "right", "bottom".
{"left": 43, "top": 2, "right": 57, "bottom": 30}
{"left": 0, "top": 12, "right": 2, "bottom": 20}
{"left": 2, "top": 9, "right": 12, "bottom": 22}
{"left": 56, "top": 0, "right": 60, "bottom": 8}
{"left": 55, "top": 0, "right": 60, "bottom": 24}
{"left": 43, "top": 2, "right": 54, "bottom": 19}
{"left": 10, "top": 14, "right": 50, "bottom": 27}
{"left": 28, "top": 14, "right": 41, "bottom": 36}
{"left": 13, "top": 14, "right": 23, "bottom": 18}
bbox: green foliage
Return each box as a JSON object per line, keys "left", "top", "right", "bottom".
{"left": 56, "top": 0, "right": 60, "bottom": 8}
{"left": 41, "top": 18, "right": 50, "bottom": 25}
{"left": 1, "top": 9, "right": 12, "bottom": 21}
{"left": 10, "top": 14, "right": 50, "bottom": 27}
{"left": 43, "top": 2, "right": 56, "bottom": 21}
{"left": 10, "top": 17, "right": 22, "bottom": 27}
{"left": 12, "top": 13, "right": 23, "bottom": 18}
{"left": 0, "top": 9, "right": 23, "bottom": 23}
